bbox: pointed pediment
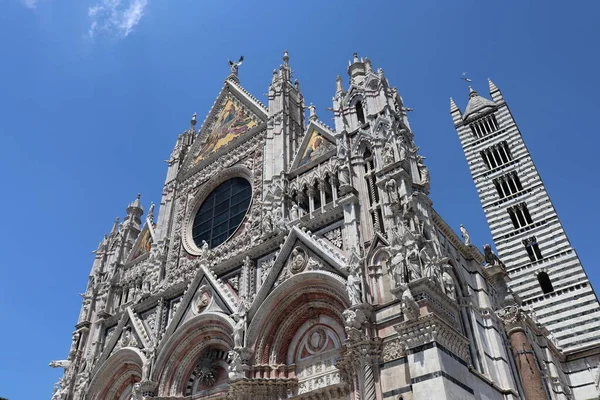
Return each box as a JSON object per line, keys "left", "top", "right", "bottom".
{"left": 181, "top": 80, "right": 268, "bottom": 176}
{"left": 127, "top": 221, "right": 155, "bottom": 263}
{"left": 372, "top": 117, "right": 391, "bottom": 139}
{"left": 351, "top": 129, "right": 374, "bottom": 155}
{"left": 290, "top": 121, "right": 336, "bottom": 172}
{"left": 163, "top": 263, "right": 238, "bottom": 339}
{"left": 97, "top": 308, "right": 147, "bottom": 365}
{"left": 248, "top": 226, "right": 348, "bottom": 320}
{"left": 365, "top": 231, "right": 390, "bottom": 263}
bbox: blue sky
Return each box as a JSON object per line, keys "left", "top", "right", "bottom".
{"left": 1, "top": 1, "right": 599, "bottom": 398}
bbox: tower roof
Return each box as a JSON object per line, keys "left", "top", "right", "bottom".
{"left": 463, "top": 86, "right": 496, "bottom": 120}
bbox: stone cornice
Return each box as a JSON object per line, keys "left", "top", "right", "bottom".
{"left": 394, "top": 313, "right": 471, "bottom": 363}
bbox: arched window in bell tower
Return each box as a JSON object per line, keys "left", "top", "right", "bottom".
{"left": 356, "top": 101, "right": 366, "bottom": 125}
{"left": 537, "top": 271, "right": 554, "bottom": 294}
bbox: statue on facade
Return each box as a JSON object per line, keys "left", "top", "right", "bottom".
{"left": 342, "top": 308, "right": 367, "bottom": 331}
{"left": 337, "top": 165, "right": 351, "bottom": 189}
{"left": 131, "top": 382, "right": 142, "bottom": 400}
{"left": 346, "top": 264, "right": 362, "bottom": 305}
{"left": 441, "top": 265, "right": 456, "bottom": 300}
{"left": 385, "top": 178, "right": 400, "bottom": 206}
{"left": 390, "top": 245, "right": 406, "bottom": 288}
{"left": 459, "top": 224, "right": 470, "bottom": 246}
{"left": 417, "top": 156, "right": 430, "bottom": 185}
{"left": 290, "top": 203, "right": 299, "bottom": 221}
{"left": 121, "top": 327, "right": 132, "bottom": 347}
{"left": 233, "top": 311, "right": 246, "bottom": 349}
{"left": 483, "top": 244, "right": 503, "bottom": 267}
{"left": 262, "top": 210, "right": 273, "bottom": 236}
{"left": 142, "top": 345, "right": 157, "bottom": 380}
{"left": 419, "top": 240, "right": 438, "bottom": 282}
{"left": 228, "top": 349, "right": 243, "bottom": 380}
{"left": 382, "top": 141, "right": 395, "bottom": 165}
{"left": 405, "top": 240, "right": 421, "bottom": 281}
{"left": 397, "top": 282, "right": 419, "bottom": 321}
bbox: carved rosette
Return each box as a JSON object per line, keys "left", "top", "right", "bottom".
{"left": 381, "top": 338, "right": 405, "bottom": 363}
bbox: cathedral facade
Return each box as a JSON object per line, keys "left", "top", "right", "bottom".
{"left": 50, "top": 53, "right": 600, "bottom": 400}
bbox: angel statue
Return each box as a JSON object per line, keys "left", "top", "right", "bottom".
{"left": 346, "top": 264, "right": 363, "bottom": 306}
{"left": 228, "top": 56, "right": 244, "bottom": 76}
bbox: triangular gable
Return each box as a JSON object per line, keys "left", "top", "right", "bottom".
{"left": 290, "top": 121, "right": 336, "bottom": 172}
{"left": 127, "top": 221, "right": 155, "bottom": 263}
{"left": 248, "top": 226, "right": 348, "bottom": 320}
{"left": 351, "top": 129, "right": 374, "bottom": 155}
{"left": 180, "top": 79, "right": 268, "bottom": 176}
{"left": 365, "top": 231, "right": 389, "bottom": 263}
{"left": 371, "top": 117, "right": 392, "bottom": 139}
{"left": 177, "top": 276, "right": 234, "bottom": 327}
{"left": 163, "top": 263, "right": 237, "bottom": 339}
{"left": 96, "top": 311, "right": 132, "bottom": 366}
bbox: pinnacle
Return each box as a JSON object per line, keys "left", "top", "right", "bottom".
{"left": 488, "top": 78, "right": 499, "bottom": 93}
{"left": 468, "top": 85, "right": 479, "bottom": 99}
{"left": 450, "top": 97, "right": 460, "bottom": 113}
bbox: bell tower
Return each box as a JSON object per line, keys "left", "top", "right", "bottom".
{"left": 451, "top": 80, "right": 600, "bottom": 352}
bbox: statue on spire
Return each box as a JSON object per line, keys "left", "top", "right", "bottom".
{"left": 228, "top": 56, "right": 244, "bottom": 77}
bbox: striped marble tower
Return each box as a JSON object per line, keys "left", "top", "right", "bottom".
{"left": 450, "top": 80, "right": 600, "bottom": 352}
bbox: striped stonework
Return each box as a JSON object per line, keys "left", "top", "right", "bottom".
{"left": 451, "top": 81, "right": 600, "bottom": 353}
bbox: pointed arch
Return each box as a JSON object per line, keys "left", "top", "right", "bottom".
{"left": 153, "top": 312, "right": 234, "bottom": 397}
{"left": 87, "top": 348, "right": 145, "bottom": 400}
{"left": 247, "top": 271, "right": 349, "bottom": 366}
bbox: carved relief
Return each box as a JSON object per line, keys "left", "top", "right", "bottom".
{"left": 194, "top": 285, "right": 212, "bottom": 314}
{"left": 323, "top": 227, "right": 343, "bottom": 249}
{"left": 290, "top": 247, "right": 308, "bottom": 274}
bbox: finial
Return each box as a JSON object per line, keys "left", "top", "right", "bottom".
{"left": 353, "top": 52, "right": 359, "bottom": 63}
{"left": 335, "top": 75, "right": 343, "bottom": 94}
{"left": 308, "top": 103, "right": 317, "bottom": 120}
{"left": 378, "top": 68, "right": 385, "bottom": 80}
{"left": 110, "top": 217, "right": 120, "bottom": 234}
{"left": 148, "top": 202, "right": 155, "bottom": 222}
{"left": 294, "top": 79, "right": 300, "bottom": 90}
{"left": 191, "top": 112, "right": 197, "bottom": 127}
{"left": 283, "top": 50, "right": 289, "bottom": 65}
{"left": 137, "top": 193, "right": 141, "bottom": 199}
{"left": 271, "top": 69, "right": 278, "bottom": 84}
{"left": 468, "top": 85, "right": 478, "bottom": 98}
{"left": 487, "top": 78, "right": 503, "bottom": 101}
{"left": 450, "top": 97, "right": 460, "bottom": 114}
{"left": 364, "top": 57, "right": 372, "bottom": 73}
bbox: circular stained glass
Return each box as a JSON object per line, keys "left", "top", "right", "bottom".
{"left": 192, "top": 177, "right": 252, "bottom": 249}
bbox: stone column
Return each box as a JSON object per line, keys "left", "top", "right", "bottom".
{"left": 508, "top": 328, "right": 546, "bottom": 400}
{"left": 498, "top": 305, "right": 547, "bottom": 400}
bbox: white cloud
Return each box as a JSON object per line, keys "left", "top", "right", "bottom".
{"left": 88, "top": 0, "right": 148, "bottom": 38}
{"left": 21, "top": 0, "right": 39, "bottom": 8}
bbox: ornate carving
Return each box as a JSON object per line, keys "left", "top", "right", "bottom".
{"left": 195, "top": 285, "right": 212, "bottom": 313}
{"left": 290, "top": 247, "right": 308, "bottom": 274}
{"left": 381, "top": 339, "right": 405, "bottom": 362}
{"left": 323, "top": 227, "right": 343, "bottom": 249}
